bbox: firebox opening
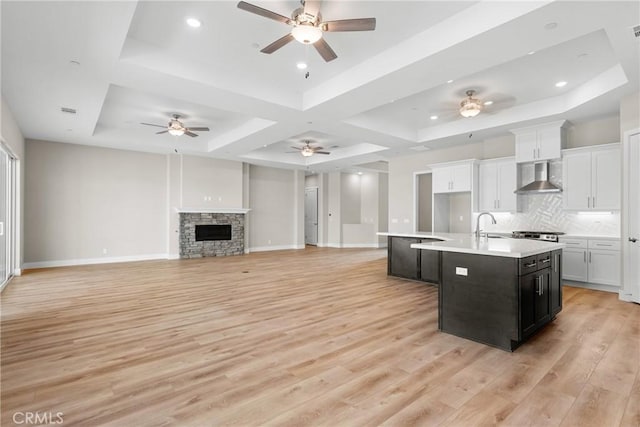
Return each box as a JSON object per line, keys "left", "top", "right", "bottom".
{"left": 195, "top": 224, "right": 232, "bottom": 241}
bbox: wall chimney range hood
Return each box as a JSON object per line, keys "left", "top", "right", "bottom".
{"left": 515, "top": 162, "right": 562, "bottom": 194}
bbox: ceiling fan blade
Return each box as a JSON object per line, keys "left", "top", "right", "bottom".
{"left": 311, "top": 146, "right": 324, "bottom": 150}
{"left": 285, "top": 151, "right": 300, "bottom": 153}
{"left": 184, "top": 131, "right": 198, "bottom": 137}
{"left": 290, "top": 146, "right": 303, "bottom": 150}
{"left": 156, "top": 130, "right": 169, "bottom": 134}
{"left": 313, "top": 38, "right": 337, "bottom": 62}
{"left": 187, "top": 127, "right": 209, "bottom": 132}
{"left": 141, "top": 122, "right": 167, "bottom": 128}
{"left": 322, "top": 18, "right": 376, "bottom": 32}
{"left": 261, "top": 33, "right": 295, "bottom": 54}
{"left": 237, "top": 1, "right": 290, "bottom": 24}
{"left": 303, "top": 0, "right": 322, "bottom": 19}
{"left": 314, "top": 151, "right": 330, "bottom": 155}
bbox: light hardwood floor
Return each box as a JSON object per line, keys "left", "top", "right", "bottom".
{"left": 1, "top": 247, "right": 639, "bottom": 426}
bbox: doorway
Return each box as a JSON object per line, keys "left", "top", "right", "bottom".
{"left": 305, "top": 187, "right": 318, "bottom": 245}
{"left": 0, "top": 143, "right": 16, "bottom": 290}
{"left": 415, "top": 172, "right": 433, "bottom": 232}
{"left": 623, "top": 129, "right": 640, "bottom": 303}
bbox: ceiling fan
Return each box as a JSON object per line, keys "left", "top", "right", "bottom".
{"left": 288, "top": 140, "right": 330, "bottom": 157}
{"left": 237, "top": 0, "right": 376, "bottom": 62}
{"left": 140, "top": 114, "right": 209, "bottom": 137}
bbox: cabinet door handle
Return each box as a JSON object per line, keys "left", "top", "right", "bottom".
{"left": 593, "top": 196, "right": 596, "bottom": 207}
{"left": 587, "top": 196, "right": 590, "bottom": 208}
{"left": 584, "top": 251, "right": 586, "bottom": 262}
{"left": 497, "top": 200, "right": 500, "bottom": 209}
{"left": 537, "top": 147, "right": 540, "bottom": 158}
{"left": 541, "top": 276, "right": 544, "bottom": 295}
{"left": 589, "top": 252, "right": 592, "bottom": 263}
{"left": 533, "top": 148, "right": 536, "bottom": 159}
{"left": 555, "top": 254, "right": 558, "bottom": 273}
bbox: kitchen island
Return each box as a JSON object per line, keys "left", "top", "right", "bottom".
{"left": 413, "top": 235, "right": 564, "bottom": 351}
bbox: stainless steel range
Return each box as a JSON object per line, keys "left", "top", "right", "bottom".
{"left": 511, "top": 231, "right": 565, "bottom": 242}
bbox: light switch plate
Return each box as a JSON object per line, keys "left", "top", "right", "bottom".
{"left": 455, "top": 267, "right": 468, "bottom": 276}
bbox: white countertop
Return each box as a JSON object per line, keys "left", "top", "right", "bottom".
{"left": 561, "top": 234, "right": 620, "bottom": 240}
{"left": 408, "top": 234, "right": 564, "bottom": 258}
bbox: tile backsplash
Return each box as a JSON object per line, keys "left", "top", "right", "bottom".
{"left": 478, "top": 159, "right": 620, "bottom": 236}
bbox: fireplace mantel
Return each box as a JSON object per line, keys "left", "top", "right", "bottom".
{"left": 176, "top": 208, "right": 251, "bottom": 214}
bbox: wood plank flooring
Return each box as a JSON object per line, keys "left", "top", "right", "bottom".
{"left": 1, "top": 247, "right": 639, "bottom": 426}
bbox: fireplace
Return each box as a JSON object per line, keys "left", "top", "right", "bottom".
{"left": 196, "top": 224, "right": 232, "bottom": 241}
{"left": 178, "top": 210, "right": 247, "bottom": 258}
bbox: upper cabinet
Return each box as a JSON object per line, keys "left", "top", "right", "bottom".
{"left": 562, "top": 144, "right": 621, "bottom": 210}
{"left": 478, "top": 158, "right": 517, "bottom": 212}
{"left": 432, "top": 161, "right": 475, "bottom": 193}
{"left": 511, "top": 120, "right": 567, "bottom": 163}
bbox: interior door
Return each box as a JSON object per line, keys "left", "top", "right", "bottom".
{"left": 304, "top": 187, "right": 318, "bottom": 245}
{"left": 625, "top": 132, "right": 640, "bottom": 302}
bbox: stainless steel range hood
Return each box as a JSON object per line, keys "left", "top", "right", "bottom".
{"left": 515, "top": 162, "right": 562, "bottom": 194}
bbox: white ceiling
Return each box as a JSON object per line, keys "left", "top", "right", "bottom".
{"left": 2, "top": 1, "right": 638, "bottom": 172}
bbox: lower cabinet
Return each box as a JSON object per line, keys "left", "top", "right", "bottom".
{"left": 388, "top": 237, "right": 420, "bottom": 280}
{"left": 559, "top": 238, "right": 621, "bottom": 287}
{"left": 387, "top": 236, "right": 441, "bottom": 284}
{"left": 520, "top": 268, "right": 551, "bottom": 339}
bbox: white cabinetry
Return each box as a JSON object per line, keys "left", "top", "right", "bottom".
{"left": 511, "top": 120, "right": 566, "bottom": 163}
{"left": 478, "top": 158, "right": 517, "bottom": 212}
{"left": 432, "top": 163, "right": 472, "bottom": 193}
{"left": 560, "top": 237, "right": 621, "bottom": 288}
{"left": 562, "top": 144, "right": 621, "bottom": 210}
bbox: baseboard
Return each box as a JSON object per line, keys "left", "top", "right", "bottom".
{"left": 23, "top": 253, "right": 170, "bottom": 270}
{"left": 14, "top": 268, "right": 22, "bottom": 276}
{"left": 341, "top": 243, "right": 385, "bottom": 248}
{"left": 563, "top": 280, "right": 620, "bottom": 294}
{"left": 248, "top": 245, "right": 305, "bottom": 253}
{"left": 167, "top": 254, "right": 180, "bottom": 260}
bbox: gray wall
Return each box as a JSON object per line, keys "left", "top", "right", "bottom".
{"left": 248, "top": 165, "right": 304, "bottom": 251}
{"left": 25, "top": 140, "right": 168, "bottom": 265}
{"left": 340, "top": 173, "right": 361, "bottom": 224}
{"left": 417, "top": 173, "right": 432, "bottom": 232}
{"left": 181, "top": 155, "right": 243, "bottom": 208}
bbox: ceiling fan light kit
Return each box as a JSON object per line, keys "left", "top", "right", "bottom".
{"left": 459, "top": 90, "right": 483, "bottom": 118}
{"left": 291, "top": 23, "right": 322, "bottom": 44}
{"left": 140, "top": 114, "right": 210, "bottom": 137}
{"left": 237, "top": 1, "right": 376, "bottom": 62}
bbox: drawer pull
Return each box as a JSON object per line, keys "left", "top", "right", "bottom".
{"left": 541, "top": 258, "right": 550, "bottom": 264}
{"left": 595, "top": 243, "right": 612, "bottom": 247}
{"left": 524, "top": 262, "right": 537, "bottom": 268}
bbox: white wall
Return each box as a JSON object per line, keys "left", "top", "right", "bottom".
{"left": 327, "top": 172, "right": 342, "bottom": 246}
{"left": 25, "top": 140, "right": 168, "bottom": 266}
{"left": 1, "top": 96, "right": 25, "bottom": 272}
{"left": 248, "top": 165, "right": 304, "bottom": 251}
{"left": 340, "top": 173, "right": 361, "bottom": 224}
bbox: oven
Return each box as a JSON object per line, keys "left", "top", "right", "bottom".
{"left": 511, "top": 231, "right": 565, "bottom": 243}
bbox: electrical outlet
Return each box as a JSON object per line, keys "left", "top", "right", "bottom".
{"left": 102, "top": 248, "right": 107, "bottom": 255}
{"left": 268, "top": 239, "right": 272, "bottom": 244}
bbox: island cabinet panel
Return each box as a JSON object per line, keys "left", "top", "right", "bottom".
{"left": 388, "top": 237, "right": 420, "bottom": 280}
{"left": 550, "top": 249, "right": 562, "bottom": 317}
{"left": 420, "top": 245, "right": 441, "bottom": 284}
{"left": 440, "top": 253, "right": 520, "bottom": 351}
{"left": 440, "top": 250, "right": 562, "bottom": 351}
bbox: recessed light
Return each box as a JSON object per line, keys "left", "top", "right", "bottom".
{"left": 527, "top": 51, "right": 535, "bottom": 55}
{"left": 555, "top": 81, "right": 567, "bottom": 88}
{"left": 430, "top": 115, "right": 438, "bottom": 120}
{"left": 447, "top": 79, "right": 454, "bottom": 84}
{"left": 296, "top": 62, "right": 307, "bottom": 70}
{"left": 544, "top": 22, "right": 558, "bottom": 30}
{"left": 186, "top": 18, "right": 201, "bottom": 28}
{"left": 483, "top": 101, "right": 493, "bottom": 106}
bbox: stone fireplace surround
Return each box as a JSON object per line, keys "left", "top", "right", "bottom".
{"left": 178, "top": 208, "right": 249, "bottom": 258}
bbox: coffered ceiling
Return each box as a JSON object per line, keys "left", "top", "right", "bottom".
{"left": 2, "top": 1, "right": 638, "bottom": 172}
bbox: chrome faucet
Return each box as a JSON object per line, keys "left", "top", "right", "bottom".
{"left": 475, "top": 212, "right": 497, "bottom": 239}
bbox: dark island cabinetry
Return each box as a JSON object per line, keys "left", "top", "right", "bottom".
{"left": 440, "top": 249, "right": 562, "bottom": 351}
{"left": 388, "top": 236, "right": 441, "bottom": 284}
